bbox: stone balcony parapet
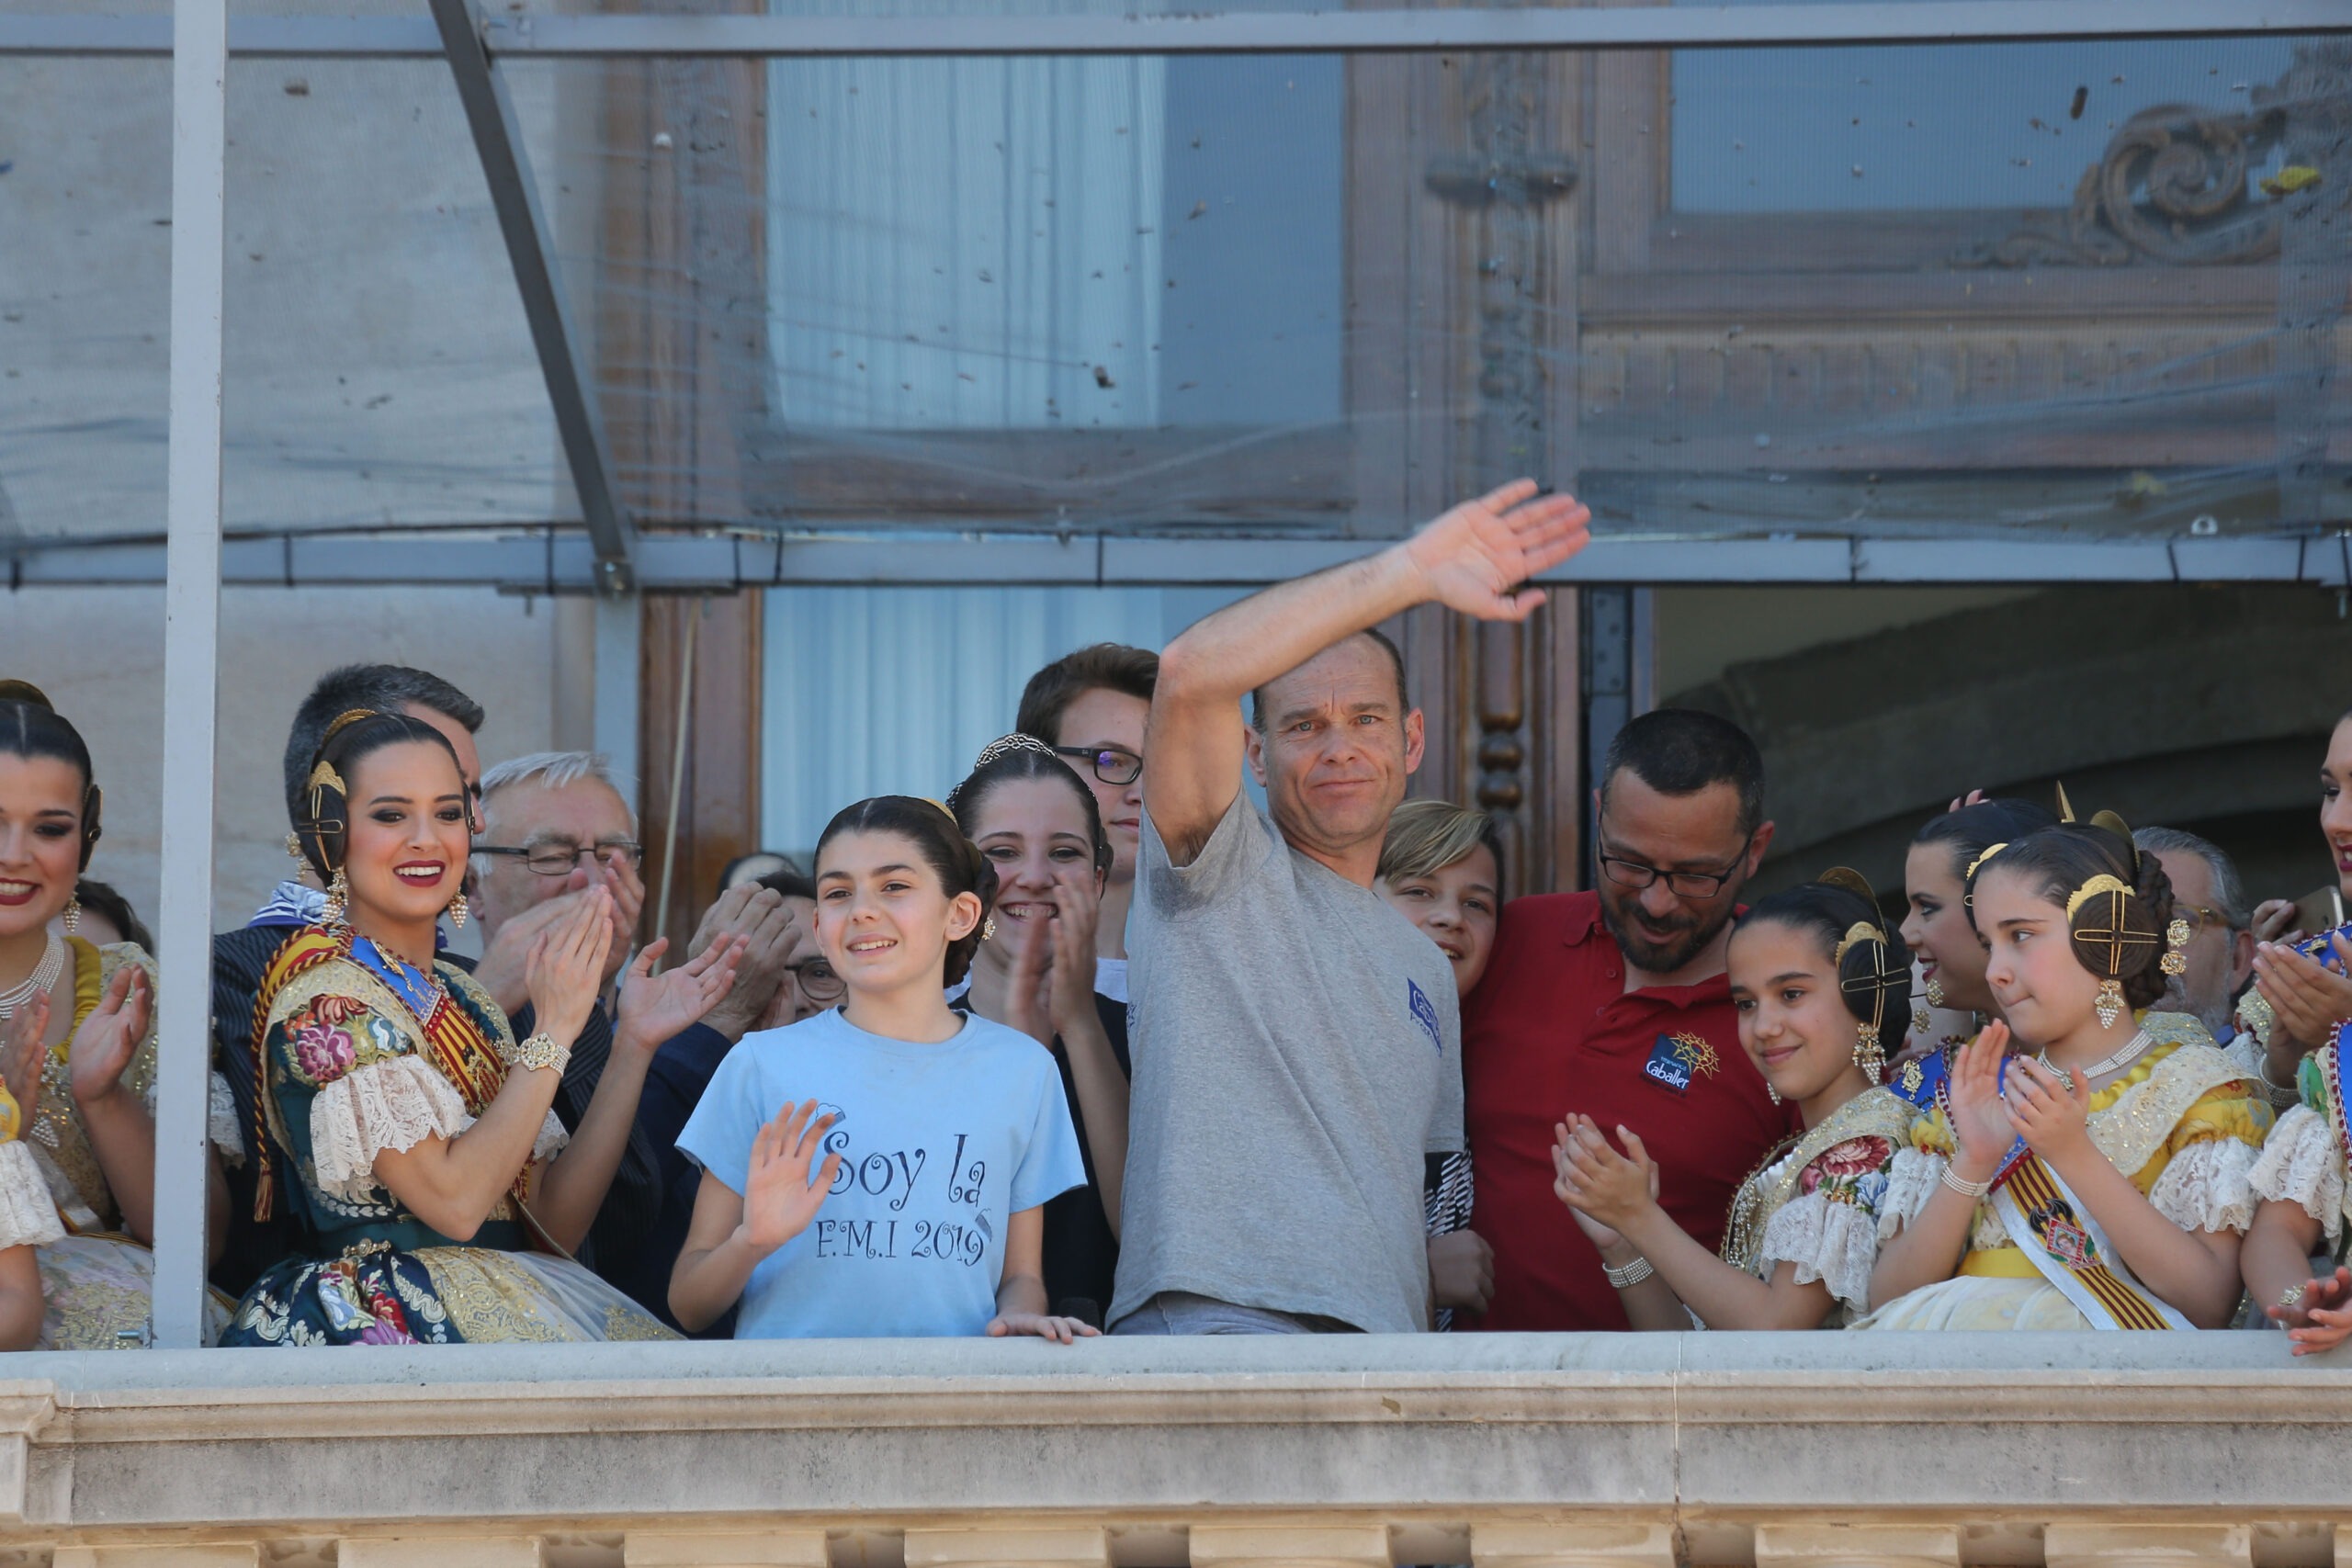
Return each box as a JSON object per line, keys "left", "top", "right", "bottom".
{"left": 0, "top": 1334, "right": 2345, "bottom": 1566}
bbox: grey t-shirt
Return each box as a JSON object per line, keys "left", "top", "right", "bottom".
{"left": 1109, "top": 792, "right": 1464, "bottom": 1334}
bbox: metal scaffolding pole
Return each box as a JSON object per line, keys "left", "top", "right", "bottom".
{"left": 149, "top": 0, "right": 229, "bottom": 1349}
{"left": 429, "top": 0, "right": 637, "bottom": 590}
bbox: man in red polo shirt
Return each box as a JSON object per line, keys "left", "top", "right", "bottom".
{"left": 1463, "top": 709, "right": 1792, "bottom": 1332}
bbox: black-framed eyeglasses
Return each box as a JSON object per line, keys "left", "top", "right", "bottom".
{"left": 476, "top": 840, "right": 644, "bottom": 877}
{"left": 1595, "top": 840, "right": 1751, "bottom": 900}
{"left": 788, "top": 956, "right": 844, "bottom": 1002}
{"left": 1053, "top": 746, "right": 1142, "bottom": 786}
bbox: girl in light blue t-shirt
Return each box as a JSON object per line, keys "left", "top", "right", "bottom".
{"left": 670, "top": 795, "right": 1091, "bottom": 1340}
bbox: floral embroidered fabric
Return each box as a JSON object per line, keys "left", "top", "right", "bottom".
{"left": 220, "top": 933, "right": 668, "bottom": 1348}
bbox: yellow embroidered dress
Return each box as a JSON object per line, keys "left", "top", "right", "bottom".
{"left": 20, "top": 938, "right": 237, "bottom": 1348}
{"left": 1853, "top": 1014, "right": 2269, "bottom": 1331}
{"left": 1716, "top": 1085, "right": 1917, "bottom": 1326}
{"left": 221, "top": 928, "right": 671, "bottom": 1345}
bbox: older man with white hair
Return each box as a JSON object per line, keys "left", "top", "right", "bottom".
{"left": 2132, "top": 825, "right": 2260, "bottom": 1073}
{"left": 470, "top": 751, "right": 796, "bottom": 1304}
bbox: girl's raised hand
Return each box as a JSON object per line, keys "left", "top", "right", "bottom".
{"left": 2005, "top": 1055, "right": 2092, "bottom": 1164}
{"left": 739, "top": 1099, "right": 840, "bottom": 1255}
{"left": 986, "top": 1311, "right": 1101, "bottom": 1344}
{"left": 1045, "top": 870, "right": 1102, "bottom": 1033}
{"left": 1, "top": 991, "right": 48, "bottom": 1124}
{"left": 1001, "top": 908, "right": 1056, "bottom": 1048}
{"left": 1552, "top": 1117, "right": 1625, "bottom": 1248}
{"left": 1947, "top": 1023, "right": 2018, "bottom": 1172}
{"left": 68, "top": 964, "right": 148, "bottom": 1109}
{"left": 1552, "top": 1115, "right": 1659, "bottom": 1233}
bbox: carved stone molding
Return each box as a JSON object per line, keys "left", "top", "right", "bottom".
{"left": 1959, "top": 43, "right": 2352, "bottom": 269}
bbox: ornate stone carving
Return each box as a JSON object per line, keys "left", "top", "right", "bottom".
{"left": 1959, "top": 43, "right": 2350, "bottom": 269}
{"left": 1426, "top": 51, "right": 1577, "bottom": 876}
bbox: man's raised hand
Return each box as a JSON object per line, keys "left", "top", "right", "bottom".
{"left": 1404, "top": 479, "right": 1592, "bottom": 623}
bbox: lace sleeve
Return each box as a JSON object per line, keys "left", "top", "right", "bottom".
{"left": 0, "top": 1142, "right": 63, "bottom": 1251}
{"left": 2146, "top": 1134, "right": 2262, "bottom": 1236}
{"left": 1878, "top": 1145, "right": 1946, "bottom": 1239}
{"left": 209, "top": 1070, "right": 246, "bottom": 1165}
{"left": 2246, "top": 1104, "right": 2346, "bottom": 1243}
{"left": 531, "top": 1107, "right": 569, "bottom": 1165}
{"left": 1759, "top": 1190, "right": 1882, "bottom": 1312}
{"left": 307, "top": 1055, "right": 475, "bottom": 1204}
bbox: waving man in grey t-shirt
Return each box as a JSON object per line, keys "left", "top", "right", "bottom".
{"left": 1108, "top": 480, "right": 1592, "bottom": 1336}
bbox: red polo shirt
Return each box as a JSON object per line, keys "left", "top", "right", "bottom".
{"left": 1462, "top": 891, "right": 1794, "bottom": 1333}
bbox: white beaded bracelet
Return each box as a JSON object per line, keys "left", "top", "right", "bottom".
{"left": 1602, "top": 1256, "right": 1655, "bottom": 1289}
{"left": 1940, "top": 1165, "right": 1993, "bottom": 1201}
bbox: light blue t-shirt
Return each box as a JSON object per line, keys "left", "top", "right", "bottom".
{"left": 676, "top": 1006, "right": 1087, "bottom": 1338}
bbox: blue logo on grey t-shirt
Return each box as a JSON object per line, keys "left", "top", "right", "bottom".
{"left": 1408, "top": 978, "right": 1442, "bottom": 1053}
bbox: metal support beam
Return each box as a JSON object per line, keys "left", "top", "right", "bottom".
{"left": 0, "top": 14, "right": 441, "bottom": 57}
{"left": 482, "top": 3, "right": 2352, "bottom": 56}
{"left": 2, "top": 2, "right": 2342, "bottom": 60}
{"left": 10, "top": 530, "right": 2352, "bottom": 591}
{"left": 426, "top": 0, "right": 636, "bottom": 591}
{"left": 149, "top": 0, "right": 228, "bottom": 1351}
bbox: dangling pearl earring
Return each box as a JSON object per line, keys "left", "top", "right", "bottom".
{"left": 447, "top": 891, "right": 469, "bottom": 931}
{"left": 1853, "top": 1023, "right": 1885, "bottom": 1087}
{"left": 62, "top": 894, "right": 80, "bottom": 937}
{"left": 1764, "top": 1080, "right": 1781, "bottom": 1106}
{"left": 1924, "top": 976, "right": 1947, "bottom": 1009}
{"left": 980, "top": 917, "right": 998, "bottom": 942}
{"left": 321, "top": 868, "right": 350, "bottom": 929}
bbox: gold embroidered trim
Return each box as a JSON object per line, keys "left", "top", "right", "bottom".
{"left": 1722, "top": 1087, "right": 1914, "bottom": 1276}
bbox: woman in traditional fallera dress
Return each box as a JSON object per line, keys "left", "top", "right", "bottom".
{"left": 1553, "top": 872, "right": 1916, "bottom": 1330}
{"left": 0, "top": 680, "right": 240, "bottom": 1348}
{"left": 2237, "top": 1019, "right": 2352, "bottom": 1352}
{"left": 1889, "top": 796, "right": 2055, "bottom": 1108}
{"left": 222, "top": 709, "right": 741, "bottom": 1345}
{"left": 1859, "top": 818, "right": 2269, "bottom": 1332}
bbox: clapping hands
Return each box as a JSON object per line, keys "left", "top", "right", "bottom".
{"left": 68, "top": 963, "right": 149, "bottom": 1110}
{"left": 615, "top": 932, "right": 746, "bottom": 1056}
{"left": 0, "top": 991, "right": 47, "bottom": 1126}
{"left": 521, "top": 888, "right": 615, "bottom": 1051}
{"left": 1552, "top": 1113, "right": 1661, "bottom": 1237}
{"left": 1946, "top": 1025, "right": 2018, "bottom": 1176}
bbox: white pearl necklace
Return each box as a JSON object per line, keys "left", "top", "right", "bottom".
{"left": 0, "top": 930, "right": 66, "bottom": 1022}
{"left": 2039, "top": 1027, "right": 2152, "bottom": 1084}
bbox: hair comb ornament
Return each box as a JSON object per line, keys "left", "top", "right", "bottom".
{"left": 1822, "top": 866, "right": 1905, "bottom": 1087}
{"left": 2065, "top": 872, "right": 2159, "bottom": 1029}
{"left": 948, "top": 735, "right": 1064, "bottom": 818}
{"left": 1961, "top": 840, "right": 2008, "bottom": 908}
{"left": 321, "top": 708, "right": 379, "bottom": 744}
{"left": 969, "top": 733, "right": 1060, "bottom": 770}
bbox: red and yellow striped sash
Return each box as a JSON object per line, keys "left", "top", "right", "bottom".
{"left": 1999, "top": 1155, "right": 2174, "bottom": 1330}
